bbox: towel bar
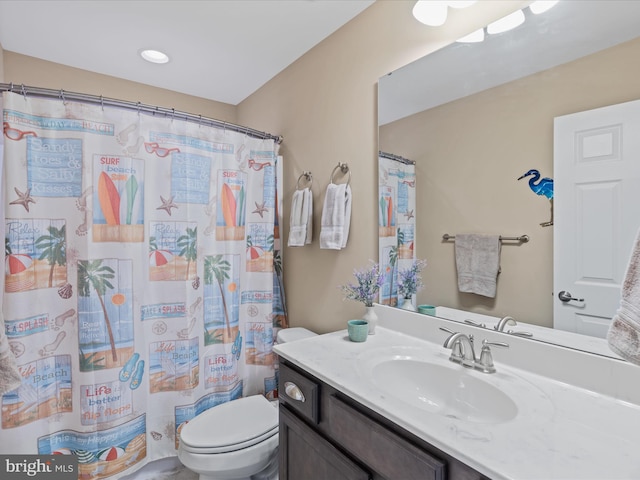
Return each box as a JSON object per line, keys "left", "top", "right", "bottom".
{"left": 330, "top": 162, "right": 351, "bottom": 186}
{"left": 442, "top": 233, "right": 529, "bottom": 243}
{"left": 296, "top": 171, "right": 313, "bottom": 190}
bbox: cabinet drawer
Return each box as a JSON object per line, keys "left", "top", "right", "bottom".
{"left": 279, "top": 362, "right": 319, "bottom": 423}
{"left": 329, "top": 395, "right": 445, "bottom": 480}
{"left": 280, "top": 405, "right": 370, "bottom": 480}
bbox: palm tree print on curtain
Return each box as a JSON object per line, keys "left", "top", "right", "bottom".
{"left": 35, "top": 223, "right": 66, "bottom": 288}
{"left": 77, "top": 258, "right": 134, "bottom": 370}
{"left": 203, "top": 254, "right": 238, "bottom": 345}
{"left": 177, "top": 226, "right": 197, "bottom": 279}
{"left": 5, "top": 219, "right": 67, "bottom": 292}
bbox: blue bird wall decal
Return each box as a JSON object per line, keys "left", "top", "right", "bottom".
{"left": 517, "top": 169, "right": 554, "bottom": 227}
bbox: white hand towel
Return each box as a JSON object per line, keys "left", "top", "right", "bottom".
{"left": 304, "top": 187, "right": 313, "bottom": 245}
{"left": 455, "top": 234, "right": 501, "bottom": 298}
{"left": 341, "top": 185, "right": 352, "bottom": 248}
{"left": 288, "top": 189, "right": 308, "bottom": 247}
{"left": 320, "top": 183, "right": 351, "bottom": 249}
{"left": 607, "top": 229, "right": 640, "bottom": 365}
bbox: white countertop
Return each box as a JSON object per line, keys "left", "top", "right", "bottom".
{"left": 274, "top": 310, "right": 640, "bottom": 480}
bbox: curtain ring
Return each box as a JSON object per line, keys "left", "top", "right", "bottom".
{"left": 198, "top": 114, "right": 202, "bottom": 128}
{"left": 59, "top": 89, "right": 66, "bottom": 104}
{"left": 171, "top": 108, "right": 175, "bottom": 121}
{"left": 330, "top": 163, "right": 351, "bottom": 186}
{"left": 20, "top": 84, "right": 27, "bottom": 101}
{"left": 100, "top": 95, "right": 104, "bottom": 111}
{"left": 136, "top": 102, "right": 141, "bottom": 116}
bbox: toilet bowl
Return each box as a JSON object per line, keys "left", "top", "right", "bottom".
{"left": 178, "top": 327, "right": 315, "bottom": 480}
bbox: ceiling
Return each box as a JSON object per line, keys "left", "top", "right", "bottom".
{"left": 0, "top": 0, "right": 374, "bottom": 105}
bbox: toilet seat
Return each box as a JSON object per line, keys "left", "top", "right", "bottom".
{"left": 179, "top": 395, "right": 278, "bottom": 454}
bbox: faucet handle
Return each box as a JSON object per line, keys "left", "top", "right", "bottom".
{"left": 464, "top": 319, "right": 486, "bottom": 328}
{"left": 476, "top": 339, "right": 509, "bottom": 374}
{"left": 439, "top": 326, "right": 456, "bottom": 335}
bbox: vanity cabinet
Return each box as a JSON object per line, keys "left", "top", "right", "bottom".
{"left": 278, "top": 359, "right": 488, "bottom": 480}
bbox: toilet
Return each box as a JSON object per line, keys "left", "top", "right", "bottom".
{"left": 178, "top": 327, "right": 316, "bottom": 480}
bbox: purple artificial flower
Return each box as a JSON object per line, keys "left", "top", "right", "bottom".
{"left": 397, "top": 259, "right": 427, "bottom": 299}
{"left": 340, "top": 261, "right": 385, "bottom": 307}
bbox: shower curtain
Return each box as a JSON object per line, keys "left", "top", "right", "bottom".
{"left": 0, "top": 91, "right": 287, "bottom": 479}
{"left": 378, "top": 154, "right": 416, "bottom": 306}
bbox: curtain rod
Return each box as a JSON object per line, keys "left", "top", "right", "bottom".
{"left": 378, "top": 150, "right": 415, "bottom": 165}
{"left": 0, "top": 83, "right": 283, "bottom": 144}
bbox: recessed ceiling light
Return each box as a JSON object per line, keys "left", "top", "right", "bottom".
{"left": 140, "top": 49, "right": 169, "bottom": 64}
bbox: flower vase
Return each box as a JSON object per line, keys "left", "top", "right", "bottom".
{"left": 400, "top": 297, "right": 416, "bottom": 312}
{"left": 362, "top": 306, "right": 378, "bottom": 335}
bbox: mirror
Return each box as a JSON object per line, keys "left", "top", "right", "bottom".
{"left": 378, "top": 0, "right": 640, "bottom": 359}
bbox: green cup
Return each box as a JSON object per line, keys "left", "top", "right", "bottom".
{"left": 347, "top": 319, "right": 369, "bottom": 342}
{"left": 418, "top": 305, "right": 436, "bottom": 316}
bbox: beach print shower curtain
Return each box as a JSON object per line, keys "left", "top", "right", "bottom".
{"left": 378, "top": 154, "right": 416, "bottom": 306}
{"left": 0, "top": 91, "right": 287, "bottom": 479}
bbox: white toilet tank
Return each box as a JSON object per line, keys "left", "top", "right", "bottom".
{"left": 276, "top": 327, "right": 315, "bottom": 344}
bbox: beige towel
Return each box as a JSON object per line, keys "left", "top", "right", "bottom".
{"left": 455, "top": 234, "right": 501, "bottom": 298}
{"left": 607, "top": 229, "right": 640, "bottom": 365}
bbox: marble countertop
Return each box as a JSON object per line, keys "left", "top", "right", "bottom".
{"left": 274, "top": 319, "right": 640, "bottom": 480}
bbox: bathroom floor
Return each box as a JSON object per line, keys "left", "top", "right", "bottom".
{"left": 119, "top": 458, "right": 198, "bottom": 480}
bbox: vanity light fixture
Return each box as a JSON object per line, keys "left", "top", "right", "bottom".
{"left": 139, "top": 49, "right": 170, "bottom": 64}
{"left": 412, "top": 0, "right": 477, "bottom": 27}
{"left": 487, "top": 9, "right": 525, "bottom": 35}
{"left": 529, "top": 0, "right": 559, "bottom": 15}
{"left": 412, "top": 1, "right": 448, "bottom": 27}
{"left": 457, "top": 28, "right": 484, "bottom": 43}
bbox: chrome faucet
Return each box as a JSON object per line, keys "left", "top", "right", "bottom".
{"left": 440, "top": 327, "right": 509, "bottom": 373}
{"left": 442, "top": 332, "right": 476, "bottom": 368}
{"left": 495, "top": 316, "right": 517, "bottom": 332}
{"left": 494, "top": 316, "right": 533, "bottom": 337}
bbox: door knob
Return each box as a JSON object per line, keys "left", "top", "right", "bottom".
{"left": 558, "top": 290, "right": 584, "bottom": 303}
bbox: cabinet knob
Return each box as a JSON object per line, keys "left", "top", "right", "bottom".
{"left": 284, "top": 381, "right": 306, "bottom": 402}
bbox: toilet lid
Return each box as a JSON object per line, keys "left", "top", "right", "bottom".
{"left": 179, "top": 395, "right": 278, "bottom": 454}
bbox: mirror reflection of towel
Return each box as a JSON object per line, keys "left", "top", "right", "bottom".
{"left": 455, "top": 234, "right": 501, "bottom": 298}
{"left": 608, "top": 228, "right": 640, "bottom": 365}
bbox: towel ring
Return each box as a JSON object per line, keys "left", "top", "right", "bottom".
{"left": 330, "top": 162, "right": 351, "bottom": 186}
{"left": 297, "top": 171, "right": 313, "bottom": 190}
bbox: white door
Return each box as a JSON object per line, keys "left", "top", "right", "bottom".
{"left": 554, "top": 99, "right": 640, "bottom": 337}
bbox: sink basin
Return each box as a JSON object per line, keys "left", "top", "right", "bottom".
{"left": 357, "top": 345, "right": 551, "bottom": 424}
{"left": 371, "top": 357, "right": 518, "bottom": 423}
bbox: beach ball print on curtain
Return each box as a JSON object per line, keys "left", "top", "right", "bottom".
{"left": 1, "top": 91, "right": 286, "bottom": 479}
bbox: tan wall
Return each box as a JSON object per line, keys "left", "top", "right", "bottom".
{"left": 2, "top": 51, "right": 237, "bottom": 123}
{"left": 379, "top": 37, "right": 640, "bottom": 327}
{"left": 238, "top": 1, "right": 528, "bottom": 333}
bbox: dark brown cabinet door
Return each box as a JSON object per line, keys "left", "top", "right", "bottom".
{"left": 279, "top": 405, "right": 371, "bottom": 480}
